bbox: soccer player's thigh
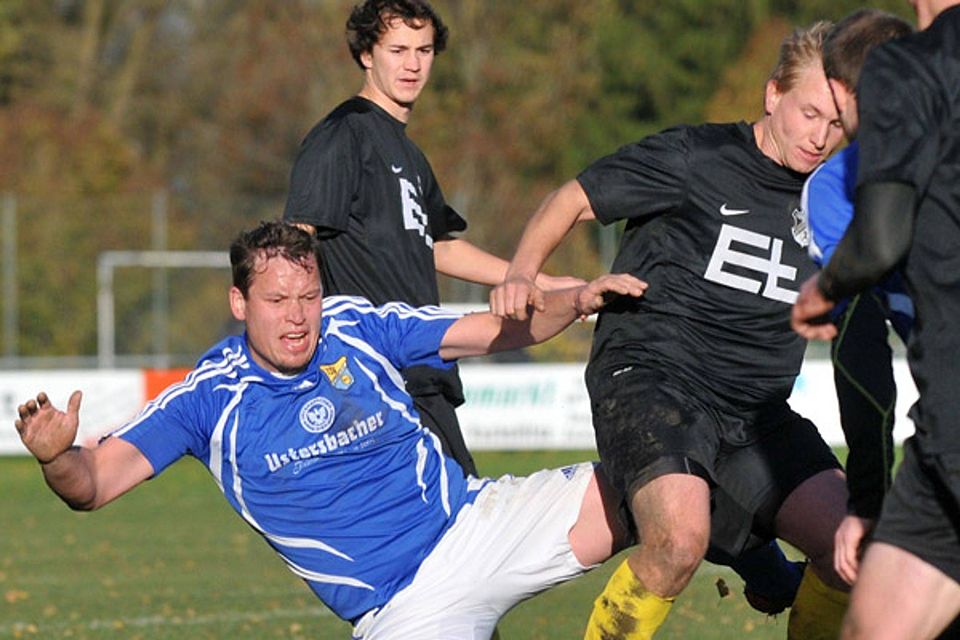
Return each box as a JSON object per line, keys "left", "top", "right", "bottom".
{"left": 591, "top": 368, "right": 720, "bottom": 502}
{"left": 852, "top": 440, "right": 960, "bottom": 638}
{"left": 357, "top": 464, "right": 598, "bottom": 639}
{"left": 873, "top": 438, "right": 960, "bottom": 594}
{"left": 713, "top": 412, "right": 843, "bottom": 553}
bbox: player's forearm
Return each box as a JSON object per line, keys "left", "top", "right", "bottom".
{"left": 444, "top": 274, "right": 643, "bottom": 359}
{"left": 818, "top": 182, "right": 915, "bottom": 301}
{"left": 440, "top": 292, "right": 578, "bottom": 360}
{"left": 434, "top": 238, "right": 508, "bottom": 286}
{"left": 40, "top": 447, "right": 101, "bottom": 511}
{"left": 522, "top": 286, "right": 584, "bottom": 343}
{"left": 506, "top": 181, "right": 594, "bottom": 281}
{"left": 504, "top": 274, "right": 639, "bottom": 345}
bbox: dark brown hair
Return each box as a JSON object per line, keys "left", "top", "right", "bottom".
{"left": 823, "top": 9, "right": 913, "bottom": 91}
{"left": 230, "top": 221, "right": 322, "bottom": 297}
{"left": 346, "top": 0, "right": 449, "bottom": 70}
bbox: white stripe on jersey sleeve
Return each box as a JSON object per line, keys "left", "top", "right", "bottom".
{"left": 323, "top": 295, "right": 463, "bottom": 321}
{"left": 111, "top": 344, "right": 253, "bottom": 439}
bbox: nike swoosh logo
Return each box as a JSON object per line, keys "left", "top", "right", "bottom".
{"left": 391, "top": 165, "right": 403, "bottom": 174}
{"left": 719, "top": 203, "right": 750, "bottom": 216}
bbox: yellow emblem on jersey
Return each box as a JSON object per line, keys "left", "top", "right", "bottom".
{"left": 320, "top": 356, "right": 355, "bottom": 390}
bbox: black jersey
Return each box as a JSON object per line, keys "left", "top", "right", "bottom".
{"left": 580, "top": 122, "right": 816, "bottom": 409}
{"left": 283, "top": 97, "right": 466, "bottom": 307}
{"left": 856, "top": 6, "right": 960, "bottom": 455}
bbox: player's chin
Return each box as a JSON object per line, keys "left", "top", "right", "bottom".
{"left": 275, "top": 354, "right": 312, "bottom": 376}
{"left": 792, "top": 151, "right": 823, "bottom": 174}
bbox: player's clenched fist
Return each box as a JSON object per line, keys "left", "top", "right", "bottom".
{"left": 490, "top": 275, "right": 541, "bottom": 321}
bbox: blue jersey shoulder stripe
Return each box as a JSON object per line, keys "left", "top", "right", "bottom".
{"left": 324, "top": 295, "right": 462, "bottom": 321}
{"left": 112, "top": 345, "right": 252, "bottom": 439}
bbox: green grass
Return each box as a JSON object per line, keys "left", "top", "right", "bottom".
{"left": 1, "top": 452, "right": 819, "bottom": 639}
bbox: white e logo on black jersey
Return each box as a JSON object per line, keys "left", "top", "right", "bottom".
{"left": 704, "top": 224, "right": 798, "bottom": 304}
{"left": 399, "top": 177, "right": 434, "bottom": 248}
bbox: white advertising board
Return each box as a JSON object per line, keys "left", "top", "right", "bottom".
{"left": 456, "top": 359, "right": 920, "bottom": 451}
{"left": 0, "top": 371, "right": 143, "bottom": 455}
{"left": 0, "top": 360, "right": 920, "bottom": 455}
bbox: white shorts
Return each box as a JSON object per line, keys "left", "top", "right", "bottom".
{"left": 352, "top": 462, "right": 598, "bottom": 639}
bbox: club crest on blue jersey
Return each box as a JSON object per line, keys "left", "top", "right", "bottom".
{"left": 299, "top": 396, "right": 336, "bottom": 434}
{"left": 320, "top": 356, "right": 355, "bottom": 390}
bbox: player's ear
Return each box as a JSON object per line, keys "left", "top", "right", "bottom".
{"left": 360, "top": 49, "right": 373, "bottom": 70}
{"left": 229, "top": 286, "right": 247, "bottom": 322}
{"left": 764, "top": 79, "right": 782, "bottom": 116}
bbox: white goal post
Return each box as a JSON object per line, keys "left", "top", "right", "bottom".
{"left": 94, "top": 251, "right": 593, "bottom": 367}
{"left": 97, "top": 250, "right": 231, "bottom": 368}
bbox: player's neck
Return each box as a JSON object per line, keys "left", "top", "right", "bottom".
{"left": 752, "top": 120, "right": 781, "bottom": 166}
{"left": 357, "top": 85, "right": 414, "bottom": 124}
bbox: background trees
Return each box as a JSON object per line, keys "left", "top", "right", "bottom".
{"left": 0, "top": 0, "right": 913, "bottom": 363}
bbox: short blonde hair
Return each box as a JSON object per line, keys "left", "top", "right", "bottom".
{"left": 768, "top": 21, "right": 834, "bottom": 92}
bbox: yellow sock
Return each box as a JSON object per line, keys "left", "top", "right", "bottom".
{"left": 584, "top": 560, "right": 674, "bottom": 640}
{"left": 787, "top": 565, "right": 849, "bottom": 640}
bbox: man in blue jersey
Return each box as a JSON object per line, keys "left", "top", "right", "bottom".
{"left": 13, "top": 221, "right": 645, "bottom": 638}
{"left": 801, "top": 9, "right": 913, "bottom": 587}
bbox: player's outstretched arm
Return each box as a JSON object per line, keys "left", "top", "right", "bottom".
{"left": 434, "top": 237, "right": 587, "bottom": 292}
{"left": 15, "top": 391, "right": 153, "bottom": 511}
{"left": 490, "top": 180, "right": 596, "bottom": 321}
{"left": 441, "top": 273, "right": 646, "bottom": 360}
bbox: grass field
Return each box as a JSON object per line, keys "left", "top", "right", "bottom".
{"left": 1, "top": 451, "right": 812, "bottom": 639}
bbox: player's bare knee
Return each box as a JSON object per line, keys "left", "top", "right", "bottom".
{"left": 634, "top": 526, "right": 707, "bottom": 587}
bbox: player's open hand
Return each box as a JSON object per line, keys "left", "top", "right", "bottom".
{"left": 490, "top": 275, "right": 542, "bottom": 321}
{"left": 576, "top": 273, "right": 648, "bottom": 317}
{"left": 834, "top": 514, "right": 874, "bottom": 585}
{"left": 792, "top": 275, "right": 838, "bottom": 340}
{"left": 14, "top": 391, "right": 82, "bottom": 464}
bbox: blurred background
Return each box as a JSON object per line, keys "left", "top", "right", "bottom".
{"left": 0, "top": 0, "right": 912, "bottom": 369}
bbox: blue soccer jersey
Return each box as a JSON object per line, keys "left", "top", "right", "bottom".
{"left": 804, "top": 143, "right": 859, "bottom": 268}
{"left": 113, "top": 296, "right": 486, "bottom": 622}
{"left": 802, "top": 143, "right": 913, "bottom": 339}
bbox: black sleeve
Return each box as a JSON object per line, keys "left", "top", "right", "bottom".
{"left": 831, "top": 292, "right": 897, "bottom": 518}
{"left": 282, "top": 120, "right": 359, "bottom": 235}
{"left": 817, "top": 182, "right": 915, "bottom": 302}
{"left": 576, "top": 126, "right": 690, "bottom": 226}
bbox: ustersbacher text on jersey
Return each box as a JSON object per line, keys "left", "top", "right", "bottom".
{"left": 110, "top": 297, "right": 485, "bottom": 622}
{"left": 283, "top": 97, "right": 466, "bottom": 307}
{"left": 580, "top": 122, "right": 816, "bottom": 410}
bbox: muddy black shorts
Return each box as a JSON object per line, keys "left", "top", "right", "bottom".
{"left": 589, "top": 365, "right": 841, "bottom": 556}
